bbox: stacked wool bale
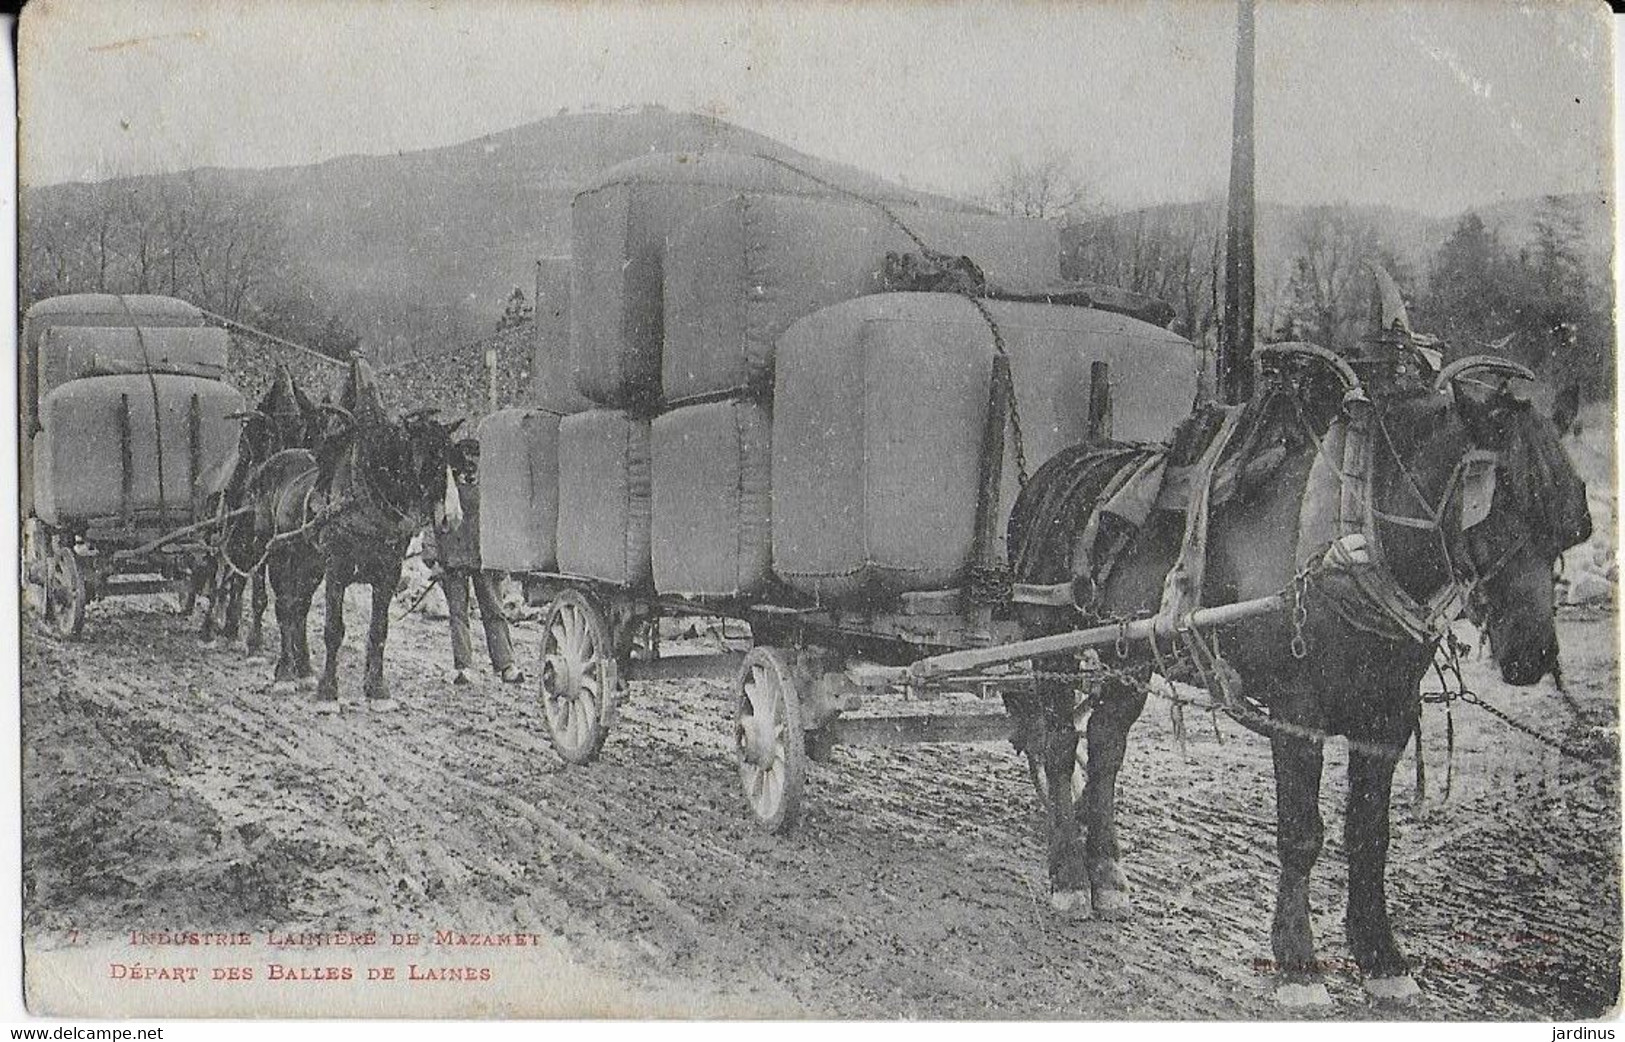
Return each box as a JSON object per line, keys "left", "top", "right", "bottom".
{"left": 23, "top": 298, "right": 244, "bottom": 528}
{"left": 642, "top": 158, "right": 1058, "bottom": 598}
{"left": 483, "top": 149, "right": 1199, "bottom": 607}
{"left": 769, "top": 294, "right": 1200, "bottom": 601}
{"left": 478, "top": 259, "right": 586, "bottom": 575}
{"left": 557, "top": 151, "right": 1036, "bottom": 595}
{"left": 22, "top": 294, "right": 209, "bottom": 519}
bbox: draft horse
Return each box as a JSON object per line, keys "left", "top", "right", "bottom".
{"left": 1007, "top": 348, "right": 1591, "bottom": 1005}
{"left": 199, "top": 364, "right": 323, "bottom": 652}
{"left": 254, "top": 358, "right": 465, "bottom": 709}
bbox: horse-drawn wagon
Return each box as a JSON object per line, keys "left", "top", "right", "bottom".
{"left": 477, "top": 152, "right": 1595, "bottom": 1003}
{"left": 21, "top": 293, "right": 246, "bottom": 637}
{"left": 477, "top": 151, "right": 1229, "bottom": 831}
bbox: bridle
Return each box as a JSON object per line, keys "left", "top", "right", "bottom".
{"left": 1368, "top": 404, "right": 1534, "bottom": 634}
{"left": 1263, "top": 345, "right": 1541, "bottom": 647}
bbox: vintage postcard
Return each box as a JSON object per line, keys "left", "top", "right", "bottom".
{"left": 14, "top": 0, "right": 1619, "bottom": 1024}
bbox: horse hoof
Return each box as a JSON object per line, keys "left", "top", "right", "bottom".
{"left": 1364, "top": 975, "right": 1421, "bottom": 1005}
{"left": 199, "top": 639, "right": 217, "bottom": 650}
{"left": 1048, "top": 889, "right": 1092, "bottom": 919}
{"left": 366, "top": 698, "right": 399, "bottom": 714}
{"left": 1274, "top": 981, "right": 1333, "bottom": 1008}
{"left": 269, "top": 680, "right": 297, "bottom": 696}
{"left": 1091, "top": 889, "right": 1135, "bottom": 921}
{"left": 297, "top": 676, "right": 318, "bottom": 692}
{"left": 313, "top": 700, "right": 340, "bottom": 716}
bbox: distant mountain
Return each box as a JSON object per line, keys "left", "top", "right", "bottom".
{"left": 23, "top": 104, "right": 1609, "bottom": 362}
{"left": 22, "top": 107, "right": 969, "bottom": 360}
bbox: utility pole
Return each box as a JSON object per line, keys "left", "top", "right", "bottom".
{"left": 1221, "top": 0, "right": 1257, "bottom": 403}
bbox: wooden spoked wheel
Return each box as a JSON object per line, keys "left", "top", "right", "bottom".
{"left": 734, "top": 647, "right": 808, "bottom": 834}
{"left": 43, "top": 545, "right": 86, "bottom": 640}
{"left": 537, "top": 590, "right": 619, "bottom": 765}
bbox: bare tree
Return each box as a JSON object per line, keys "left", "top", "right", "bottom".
{"left": 984, "top": 150, "right": 1094, "bottom": 221}
{"left": 1065, "top": 201, "right": 1225, "bottom": 340}
{"left": 1279, "top": 205, "right": 1385, "bottom": 351}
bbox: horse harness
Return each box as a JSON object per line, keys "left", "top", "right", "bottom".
{"left": 1286, "top": 393, "right": 1504, "bottom": 650}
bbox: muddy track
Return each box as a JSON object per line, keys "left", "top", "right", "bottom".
{"left": 21, "top": 597, "right": 1620, "bottom": 1018}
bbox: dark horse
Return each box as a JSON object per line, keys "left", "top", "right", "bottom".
{"left": 254, "top": 358, "right": 464, "bottom": 709}
{"left": 1007, "top": 348, "right": 1591, "bottom": 1006}
{"left": 200, "top": 365, "right": 323, "bottom": 652}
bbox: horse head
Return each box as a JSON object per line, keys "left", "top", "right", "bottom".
{"left": 1416, "top": 357, "right": 1592, "bottom": 686}
{"left": 253, "top": 364, "right": 324, "bottom": 454}
{"left": 400, "top": 409, "right": 467, "bottom": 529}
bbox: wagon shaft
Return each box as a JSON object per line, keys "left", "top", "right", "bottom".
{"left": 900, "top": 593, "right": 1287, "bottom": 682}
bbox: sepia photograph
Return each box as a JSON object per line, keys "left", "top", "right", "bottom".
{"left": 12, "top": 0, "right": 1620, "bottom": 1024}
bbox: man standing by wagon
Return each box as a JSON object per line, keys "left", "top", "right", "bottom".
{"left": 424, "top": 438, "right": 525, "bottom": 687}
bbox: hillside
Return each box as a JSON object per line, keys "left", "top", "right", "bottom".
{"left": 22, "top": 108, "right": 970, "bottom": 361}
{"left": 22, "top": 105, "right": 1611, "bottom": 366}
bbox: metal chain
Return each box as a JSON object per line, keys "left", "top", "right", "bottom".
{"left": 1290, "top": 565, "right": 1312, "bottom": 659}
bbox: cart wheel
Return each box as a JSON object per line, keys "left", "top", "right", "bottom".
{"left": 537, "top": 590, "right": 620, "bottom": 765}
{"left": 735, "top": 647, "right": 808, "bottom": 834}
{"left": 43, "top": 546, "right": 86, "bottom": 639}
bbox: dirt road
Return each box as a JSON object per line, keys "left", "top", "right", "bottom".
{"left": 20, "top": 595, "right": 1620, "bottom": 1019}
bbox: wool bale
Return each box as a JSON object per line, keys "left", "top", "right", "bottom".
{"left": 531, "top": 257, "right": 591, "bottom": 414}
{"left": 771, "top": 293, "right": 1200, "bottom": 602}
{"left": 555, "top": 410, "right": 652, "bottom": 587}
{"left": 40, "top": 326, "right": 230, "bottom": 389}
{"left": 34, "top": 374, "right": 245, "bottom": 527}
{"left": 651, "top": 399, "right": 772, "bottom": 597}
{"left": 477, "top": 408, "right": 562, "bottom": 574}
{"left": 663, "top": 194, "right": 1060, "bottom": 402}
{"left": 570, "top": 151, "right": 970, "bottom": 408}
{"left": 22, "top": 295, "right": 208, "bottom": 520}
{"left": 24, "top": 294, "right": 206, "bottom": 397}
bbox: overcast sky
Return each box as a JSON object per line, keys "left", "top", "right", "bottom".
{"left": 18, "top": 0, "right": 1615, "bottom": 216}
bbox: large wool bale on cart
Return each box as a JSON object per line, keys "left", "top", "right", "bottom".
{"left": 555, "top": 410, "right": 652, "bottom": 587}
{"left": 662, "top": 193, "right": 1060, "bottom": 403}
{"left": 23, "top": 294, "right": 206, "bottom": 392}
{"left": 33, "top": 374, "right": 244, "bottom": 527}
{"left": 771, "top": 293, "right": 1201, "bottom": 602}
{"left": 531, "top": 257, "right": 592, "bottom": 415}
{"left": 22, "top": 295, "right": 210, "bottom": 519}
{"left": 39, "top": 325, "right": 230, "bottom": 389}
{"left": 651, "top": 399, "right": 773, "bottom": 597}
{"left": 477, "top": 407, "right": 562, "bottom": 574}
{"left": 570, "top": 151, "right": 972, "bottom": 408}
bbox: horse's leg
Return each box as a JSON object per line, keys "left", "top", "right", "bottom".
{"left": 1082, "top": 676, "right": 1148, "bottom": 920}
{"left": 198, "top": 564, "right": 220, "bottom": 645}
{"left": 1034, "top": 657, "right": 1091, "bottom": 916}
{"left": 363, "top": 572, "right": 399, "bottom": 708}
{"left": 316, "top": 570, "right": 346, "bottom": 706}
{"left": 1346, "top": 725, "right": 1419, "bottom": 1002}
{"left": 222, "top": 570, "right": 244, "bottom": 644}
{"left": 293, "top": 562, "right": 322, "bottom": 686}
{"left": 246, "top": 566, "right": 268, "bottom": 656}
{"left": 270, "top": 557, "right": 301, "bottom": 691}
{"left": 1270, "top": 725, "right": 1329, "bottom": 1005}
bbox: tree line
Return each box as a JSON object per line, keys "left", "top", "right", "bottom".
{"left": 21, "top": 173, "right": 363, "bottom": 360}
{"left": 987, "top": 157, "right": 1612, "bottom": 400}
